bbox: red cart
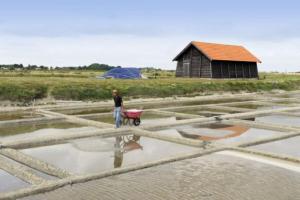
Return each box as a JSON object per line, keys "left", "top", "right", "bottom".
{"left": 122, "top": 109, "right": 143, "bottom": 126}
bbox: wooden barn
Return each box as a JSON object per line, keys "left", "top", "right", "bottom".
{"left": 173, "top": 41, "right": 261, "bottom": 78}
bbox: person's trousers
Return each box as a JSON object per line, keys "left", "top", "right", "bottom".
{"left": 113, "top": 107, "right": 122, "bottom": 128}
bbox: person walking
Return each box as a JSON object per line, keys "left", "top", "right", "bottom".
{"left": 112, "top": 90, "right": 123, "bottom": 128}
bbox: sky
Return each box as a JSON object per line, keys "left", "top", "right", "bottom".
{"left": 0, "top": 0, "right": 300, "bottom": 72}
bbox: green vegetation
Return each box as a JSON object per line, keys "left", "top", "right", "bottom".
{"left": 0, "top": 70, "right": 299, "bottom": 104}
{"left": 0, "top": 82, "right": 47, "bottom": 102}
{"left": 141, "top": 68, "right": 175, "bottom": 79}
{"left": 0, "top": 70, "right": 103, "bottom": 78}
{"left": 0, "top": 63, "right": 118, "bottom": 72}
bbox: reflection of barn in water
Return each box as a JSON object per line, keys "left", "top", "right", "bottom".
{"left": 177, "top": 119, "right": 255, "bottom": 141}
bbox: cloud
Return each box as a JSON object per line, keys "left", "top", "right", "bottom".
{"left": 0, "top": 34, "right": 299, "bottom": 72}
{"left": 0, "top": 34, "right": 182, "bottom": 68}
{"left": 246, "top": 39, "right": 300, "bottom": 72}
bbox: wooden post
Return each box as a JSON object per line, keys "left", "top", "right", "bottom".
{"left": 234, "top": 63, "right": 238, "bottom": 78}
{"left": 242, "top": 63, "right": 245, "bottom": 78}
{"left": 210, "top": 62, "right": 213, "bottom": 78}
{"left": 228, "top": 63, "right": 230, "bottom": 78}
{"left": 199, "top": 55, "right": 202, "bottom": 77}
{"left": 255, "top": 63, "right": 259, "bottom": 79}
{"left": 249, "top": 64, "right": 252, "bottom": 78}
{"left": 190, "top": 48, "right": 192, "bottom": 77}
{"left": 220, "top": 62, "right": 223, "bottom": 79}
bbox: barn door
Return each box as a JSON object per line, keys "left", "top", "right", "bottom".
{"left": 183, "top": 61, "right": 190, "bottom": 77}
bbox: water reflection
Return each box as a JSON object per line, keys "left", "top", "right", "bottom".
{"left": 177, "top": 119, "right": 255, "bottom": 141}
{"left": 0, "top": 169, "right": 28, "bottom": 192}
{"left": 0, "top": 125, "right": 93, "bottom": 140}
{"left": 157, "top": 117, "right": 286, "bottom": 145}
{"left": 256, "top": 115, "right": 300, "bottom": 127}
{"left": 22, "top": 135, "right": 197, "bottom": 174}
{"left": 114, "top": 135, "right": 143, "bottom": 168}
{"left": 0, "top": 111, "right": 41, "bottom": 121}
{"left": 114, "top": 136, "right": 123, "bottom": 168}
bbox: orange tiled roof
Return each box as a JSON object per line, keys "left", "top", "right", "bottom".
{"left": 174, "top": 41, "right": 261, "bottom": 63}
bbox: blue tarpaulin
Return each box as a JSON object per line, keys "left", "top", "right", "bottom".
{"left": 100, "top": 68, "right": 142, "bottom": 79}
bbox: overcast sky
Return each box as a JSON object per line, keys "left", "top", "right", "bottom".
{"left": 0, "top": 0, "right": 300, "bottom": 72}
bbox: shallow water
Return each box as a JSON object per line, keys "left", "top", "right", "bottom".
{"left": 227, "top": 103, "right": 267, "bottom": 109}
{"left": 23, "top": 153, "right": 300, "bottom": 200}
{"left": 257, "top": 105, "right": 289, "bottom": 110}
{"left": 0, "top": 169, "right": 29, "bottom": 192}
{"left": 138, "top": 116, "right": 180, "bottom": 126}
{"left": 275, "top": 93, "right": 300, "bottom": 99}
{"left": 215, "top": 128, "right": 285, "bottom": 144}
{"left": 256, "top": 114, "right": 300, "bottom": 127}
{"left": 176, "top": 108, "right": 232, "bottom": 116}
{"left": 272, "top": 99, "right": 300, "bottom": 105}
{"left": 0, "top": 111, "right": 42, "bottom": 121}
{"left": 156, "top": 123, "right": 284, "bottom": 144}
{"left": 55, "top": 107, "right": 112, "bottom": 115}
{"left": 249, "top": 136, "right": 300, "bottom": 158}
{"left": 0, "top": 123, "right": 98, "bottom": 141}
{"left": 21, "top": 135, "right": 198, "bottom": 174}
{"left": 196, "top": 111, "right": 225, "bottom": 117}
{"left": 227, "top": 103, "right": 290, "bottom": 110}
{"left": 181, "top": 98, "right": 251, "bottom": 106}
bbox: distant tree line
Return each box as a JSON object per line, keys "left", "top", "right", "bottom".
{"left": 0, "top": 63, "right": 121, "bottom": 71}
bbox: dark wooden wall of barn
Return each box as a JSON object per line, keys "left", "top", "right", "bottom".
{"left": 175, "top": 45, "right": 259, "bottom": 79}
{"left": 211, "top": 61, "right": 258, "bottom": 78}
{"left": 175, "top": 46, "right": 211, "bottom": 78}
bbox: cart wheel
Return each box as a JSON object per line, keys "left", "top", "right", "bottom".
{"left": 133, "top": 118, "right": 141, "bottom": 126}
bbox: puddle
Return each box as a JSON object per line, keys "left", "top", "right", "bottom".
{"left": 85, "top": 112, "right": 183, "bottom": 126}
{"left": 156, "top": 122, "right": 284, "bottom": 144}
{"left": 256, "top": 114, "right": 300, "bottom": 127}
{"left": 248, "top": 136, "right": 300, "bottom": 158}
{"left": 21, "top": 135, "right": 198, "bottom": 174}
{"left": 0, "top": 122, "right": 98, "bottom": 141}
{"left": 0, "top": 169, "right": 29, "bottom": 192}
{"left": 0, "top": 111, "right": 42, "bottom": 121}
